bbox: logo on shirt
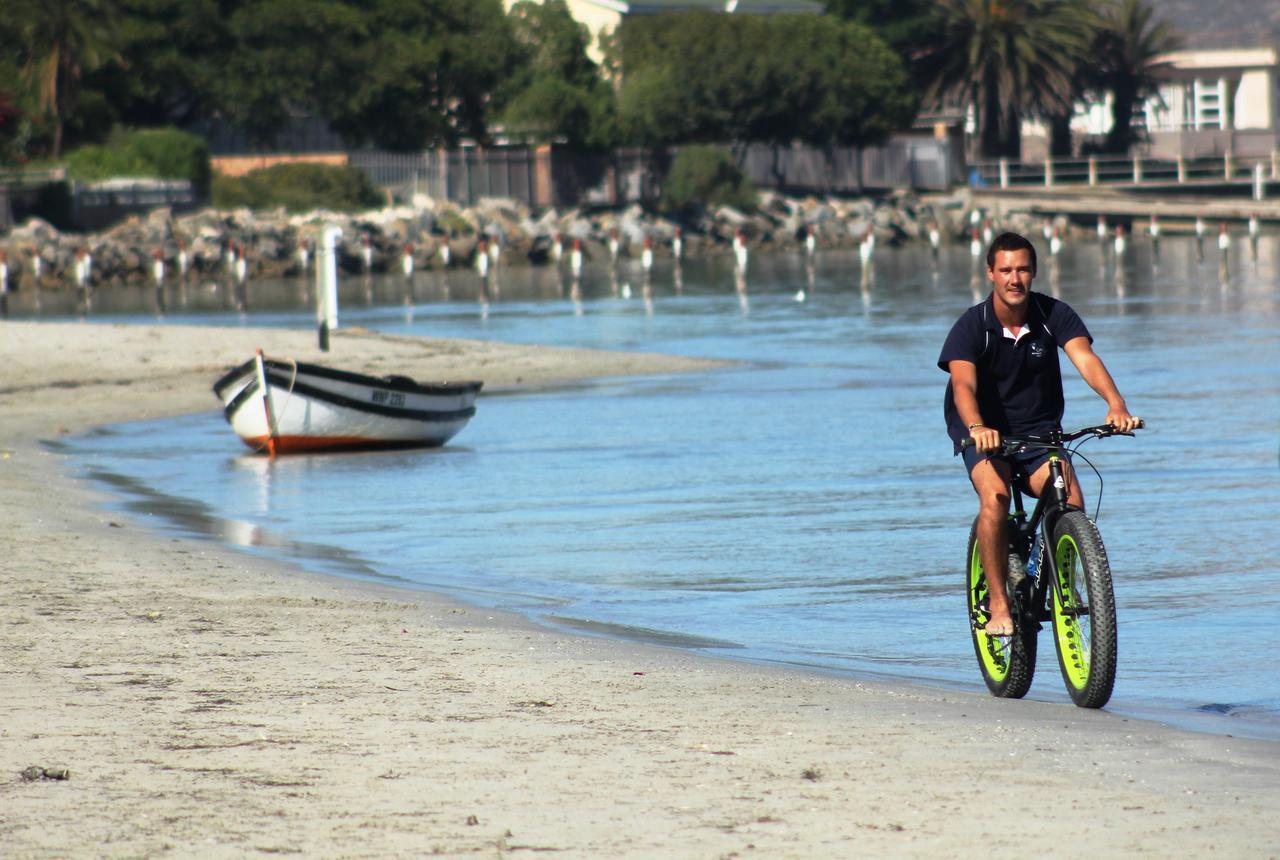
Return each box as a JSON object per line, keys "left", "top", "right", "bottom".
{"left": 1029, "top": 339, "right": 1048, "bottom": 359}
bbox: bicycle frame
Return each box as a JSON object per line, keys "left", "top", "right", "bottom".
{"left": 995, "top": 422, "right": 1141, "bottom": 624}
{"left": 1006, "top": 442, "right": 1078, "bottom": 626}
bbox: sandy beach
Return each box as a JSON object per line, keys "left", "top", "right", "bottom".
{"left": 2, "top": 320, "right": 1278, "bottom": 858}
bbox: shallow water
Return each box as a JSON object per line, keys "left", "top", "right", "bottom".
{"left": 41, "top": 236, "right": 1280, "bottom": 739}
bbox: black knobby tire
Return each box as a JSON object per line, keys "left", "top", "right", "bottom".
{"left": 966, "top": 517, "right": 1037, "bottom": 699}
{"left": 1048, "top": 511, "right": 1118, "bottom": 708}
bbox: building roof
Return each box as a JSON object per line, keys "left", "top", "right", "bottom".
{"left": 1156, "top": 0, "right": 1280, "bottom": 51}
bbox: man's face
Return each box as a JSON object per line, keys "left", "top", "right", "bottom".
{"left": 987, "top": 248, "right": 1036, "bottom": 310}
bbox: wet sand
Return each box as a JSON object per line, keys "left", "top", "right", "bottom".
{"left": 2, "top": 321, "right": 1278, "bottom": 857}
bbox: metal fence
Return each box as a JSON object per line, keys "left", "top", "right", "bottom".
{"left": 350, "top": 137, "right": 958, "bottom": 208}
{"left": 350, "top": 147, "right": 542, "bottom": 205}
{"left": 738, "top": 138, "right": 958, "bottom": 194}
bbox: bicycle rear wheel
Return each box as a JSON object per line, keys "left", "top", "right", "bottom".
{"left": 966, "top": 518, "right": 1036, "bottom": 698}
{"left": 1049, "top": 511, "right": 1117, "bottom": 708}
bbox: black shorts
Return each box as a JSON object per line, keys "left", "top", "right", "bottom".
{"left": 961, "top": 444, "right": 1059, "bottom": 495}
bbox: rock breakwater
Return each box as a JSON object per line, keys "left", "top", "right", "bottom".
{"left": 0, "top": 190, "right": 1060, "bottom": 291}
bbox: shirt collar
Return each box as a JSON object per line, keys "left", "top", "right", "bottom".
{"left": 983, "top": 291, "right": 1043, "bottom": 332}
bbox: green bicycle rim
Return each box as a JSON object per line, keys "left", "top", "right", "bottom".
{"left": 970, "top": 541, "right": 1011, "bottom": 681}
{"left": 1052, "top": 533, "right": 1090, "bottom": 690}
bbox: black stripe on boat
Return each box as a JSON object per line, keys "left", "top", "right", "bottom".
{"left": 223, "top": 373, "right": 476, "bottom": 424}
{"left": 213, "top": 358, "right": 482, "bottom": 401}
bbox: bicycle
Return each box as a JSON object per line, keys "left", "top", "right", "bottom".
{"left": 964, "top": 422, "right": 1142, "bottom": 709}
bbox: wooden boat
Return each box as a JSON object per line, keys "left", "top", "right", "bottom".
{"left": 213, "top": 352, "right": 481, "bottom": 455}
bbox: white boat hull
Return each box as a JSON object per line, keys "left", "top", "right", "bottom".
{"left": 213, "top": 356, "right": 481, "bottom": 454}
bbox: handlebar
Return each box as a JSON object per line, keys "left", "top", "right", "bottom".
{"left": 961, "top": 421, "right": 1144, "bottom": 456}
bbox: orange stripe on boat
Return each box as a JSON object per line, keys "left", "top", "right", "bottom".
{"left": 240, "top": 435, "right": 429, "bottom": 454}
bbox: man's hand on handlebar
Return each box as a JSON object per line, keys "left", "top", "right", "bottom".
{"left": 1105, "top": 409, "right": 1143, "bottom": 434}
{"left": 970, "top": 425, "right": 1002, "bottom": 453}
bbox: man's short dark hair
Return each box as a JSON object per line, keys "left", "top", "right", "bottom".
{"left": 986, "top": 232, "right": 1037, "bottom": 274}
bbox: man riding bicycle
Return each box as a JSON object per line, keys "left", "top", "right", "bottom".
{"left": 938, "top": 232, "right": 1141, "bottom": 637}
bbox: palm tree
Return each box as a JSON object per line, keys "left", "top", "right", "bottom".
{"left": 918, "top": 0, "right": 1097, "bottom": 160}
{"left": 1091, "top": 0, "right": 1181, "bottom": 154}
{"left": 13, "top": 0, "right": 119, "bottom": 157}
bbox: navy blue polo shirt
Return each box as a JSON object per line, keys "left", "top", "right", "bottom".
{"left": 937, "top": 292, "right": 1091, "bottom": 452}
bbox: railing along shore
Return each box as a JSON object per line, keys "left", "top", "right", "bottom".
{"left": 973, "top": 152, "right": 1280, "bottom": 201}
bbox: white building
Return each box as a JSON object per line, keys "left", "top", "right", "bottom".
{"left": 1141, "top": 45, "right": 1279, "bottom": 159}
{"left": 506, "top": 0, "right": 822, "bottom": 66}
{"left": 1022, "top": 40, "right": 1280, "bottom": 161}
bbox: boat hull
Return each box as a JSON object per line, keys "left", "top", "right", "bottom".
{"left": 213, "top": 357, "right": 481, "bottom": 454}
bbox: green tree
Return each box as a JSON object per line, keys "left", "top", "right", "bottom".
{"left": 616, "top": 12, "right": 913, "bottom": 150}
{"left": 86, "top": 0, "right": 236, "bottom": 130}
{"left": 617, "top": 14, "right": 758, "bottom": 146}
{"left": 773, "top": 15, "right": 915, "bottom": 148}
{"left": 918, "top": 0, "right": 1096, "bottom": 159}
{"left": 218, "top": 0, "right": 365, "bottom": 146}
{"left": 0, "top": 90, "right": 32, "bottom": 164}
{"left": 9, "top": 0, "right": 121, "bottom": 156}
{"left": 822, "top": 0, "right": 941, "bottom": 55}
{"left": 334, "top": 0, "right": 519, "bottom": 149}
{"left": 1090, "top": 0, "right": 1181, "bottom": 154}
{"left": 218, "top": 0, "right": 518, "bottom": 150}
{"left": 499, "top": 0, "right": 617, "bottom": 150}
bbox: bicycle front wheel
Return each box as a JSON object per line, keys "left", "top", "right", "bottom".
{"left": 1049, "top": 511, "right": 1118, "bottom": 708}
{"left": 966, "top": 518, "right": 1036, "bottom": 699}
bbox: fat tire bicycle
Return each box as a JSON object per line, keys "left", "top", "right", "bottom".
{"left": 964, "top": 422, "right": 1141, "bottom": 709}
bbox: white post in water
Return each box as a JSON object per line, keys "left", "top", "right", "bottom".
{"left": 317, "top": 225, "right": 341, "bottom": 351}
{"left": 1254, "top": 163, "right": 1265, "bottom": 201}
{"left": 0, "top": 250, "right": 9, "bottom": 316}
{"left": 570, "top": 238, "right": 583, "bottom": 281}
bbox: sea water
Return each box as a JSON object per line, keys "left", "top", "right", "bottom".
{"left": 37, "top": 236, "right": 1280, "bottom": 739}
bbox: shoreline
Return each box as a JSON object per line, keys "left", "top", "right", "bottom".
{"left": 3, "top": 321, "right": 1279, "bottom": 856}
{"left": 53, "top": 459, "right": 1280, "bottom": 746}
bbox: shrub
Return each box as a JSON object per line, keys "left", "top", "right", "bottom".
{"left": 434, "top": 209, "right": 474, "bottom": 236}
{"left": 660, "top": 145, "right": 756, "bottom": 215}
{"left": 211, "top": 162, "right": 384, "bottom": 213}
{"left": 64, "top": 128, "right": 212, "bottom": 196}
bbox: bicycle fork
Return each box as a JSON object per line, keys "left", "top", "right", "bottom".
{"left": 1034, "top": 453, "right": 1088, "bottom": 622}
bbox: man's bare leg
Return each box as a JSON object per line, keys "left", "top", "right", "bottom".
{"left": 970, "top": 458, "right": 1015, "bottom": 636}
{"left": 1026, "top": 459, "right": 1085, "bottom": 509}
